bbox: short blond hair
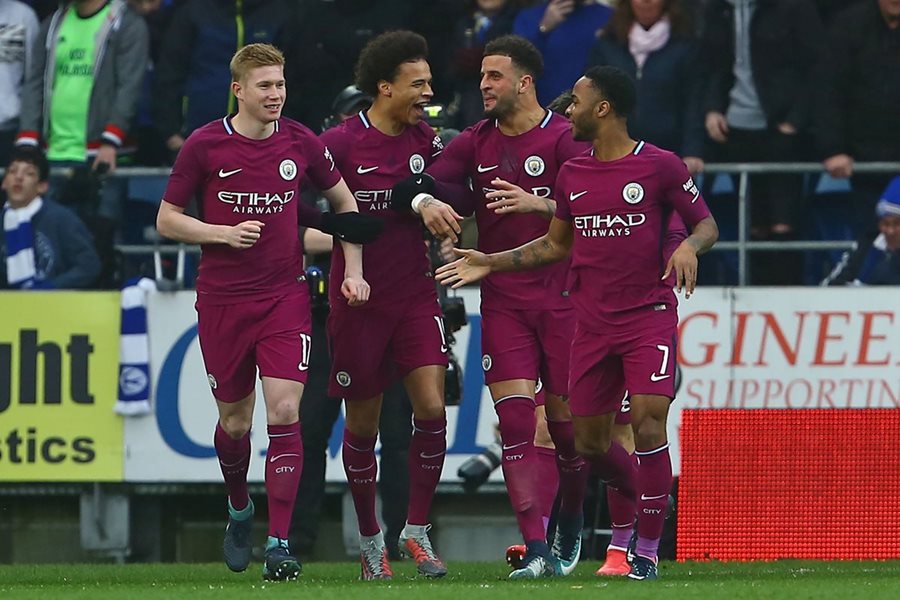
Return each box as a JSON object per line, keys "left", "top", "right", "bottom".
{"left": 230, "top": 43, "right": 285, "bottom": 83}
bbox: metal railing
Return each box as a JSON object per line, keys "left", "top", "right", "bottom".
{"left": 57, "top": 162, "right": 899, "bottom": 287}
{"left": 703, "top": 162, "right": 900, "bottom": 285}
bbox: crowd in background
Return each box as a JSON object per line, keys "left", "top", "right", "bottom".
{"left": 1, "top": 0, "right": 898, "bottom": 288}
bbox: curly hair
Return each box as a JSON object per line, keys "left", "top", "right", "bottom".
{"left": 355, "top": 31, "right": 429, "bottom": 97}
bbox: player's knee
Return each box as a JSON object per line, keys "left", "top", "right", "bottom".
{"left": 575, "top": 429, "right": 612, "bottom": 459}
{"left": 412, "top": 401, "right": 445, "bottom": 421}
{"left": 219, "top": 414, "right": 252, "bottom": 439}
{"left": 633, "top": 419, "right": 666, "bottom": 451}
{"left": 267, "top": 397, "right": 300, "bottom": 426}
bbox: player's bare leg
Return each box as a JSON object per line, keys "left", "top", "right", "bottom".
{"left": 545, "top": 394, "right": 588, "bottom": 576}
{"left": 597, "top": 421, "right": 637, "bottom": 577}
{"left": 217, "top": 392, "right": 256, "bottom": 573}
{"left": 260, "top": 377, "right": 304, "bottom": 581}
{"left": 343, "top": 394, "right": 392, "bottom": 580}
{"left": 626, "top": 393, "right": 672, "bottom": 581}
{"left": 400, "top": 365, "right": 448, "bottom": 578}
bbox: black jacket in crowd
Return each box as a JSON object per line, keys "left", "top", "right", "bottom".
{"left": 701, "top": 0, "right": 825, "bottom": 131}
{"left": 814, "top": 0, "right": 900, "bottom": 161}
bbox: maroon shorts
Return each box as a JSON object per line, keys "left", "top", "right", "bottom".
{"left": 197, "top": 289, "right": 312, "bottom": 403}
{"left": 328, "top": 295, "right": 448, "bottom": 400}
{"left": 568, "top": 307, "right": 678, "bottom": 418}
{"left": 480, "top": 306, "right": 574, "bottom": 396}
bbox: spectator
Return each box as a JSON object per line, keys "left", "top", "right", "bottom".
{"left": 1, "top": 146, "right": 100, "bottom": 289}
{"left": 128, "top": 0, "right": 177, "bottom": 166}
{"left": 448, "top": 0, "right": 520, "bottom": 128}
{"left": 0, "top": 0, "right": 38, "bottom": 166}
{"left": 701, "top": 0, "right": 824, "bottom": 284}
{"left": 822, "top": 175, "right": 900, "bottom": 286}
{"left": 513, "top": 0, "right": 613, "bottom": 106}
{"left": 15, "top": 0, "right": 148, "bottom": 223}
{"left": 588, "top": 0, "right": 705, "bottom": 174}
{"left": 154, "top": 0, "right": 293, "bottom": 158}
{"left": 282, "top": 0, "right": 413, "bottom": 131}
{"left": 815, "top": 0, "right": 900, "bottom": 235}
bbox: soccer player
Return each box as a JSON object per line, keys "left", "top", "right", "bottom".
{"left": 392, "top": 35, "right": 589, "bottom": 579}
{"left": 435, "top": 65, "right": 719, "bottom": 581}
{"left": 320, "top": 31, "right": 449, "bottom": 581}
{"left": 155, "top": 43, "right": 370, "bottom": 582}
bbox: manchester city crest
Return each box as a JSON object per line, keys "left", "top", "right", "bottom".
{"left": 279, "top": 159, "right": 298, "bottom": 181}
{"left": 409, "top": 153, "right": 425, "bottom": 174}
{"left": 622, "top": 182, "right": 644, "bottom": 204}
{"left": 336, "top": 371, "right": 352, "bottom": 387}
{"left": 207, "top": 373, "right": 218, "bottom": 390}
{"left": 524, "top": 155, "right": 545, "bottom": 176}
{"left": 481, "top": 354, "right": 492, "bottom": 372}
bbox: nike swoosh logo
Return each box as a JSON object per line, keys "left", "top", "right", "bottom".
{"left": 501, "top": 441, "right": 528, "bottom": 451}
{"left": 649, "top": 373, "right": 671, "bottom": 382}
{"left": 268, "top": 453, "right": 301, "bottom": 463}
{"left": 218, "top": 168, "right": 242, "bottom": 178}
{"left": 357, "top": 165, "right": 379, "bottom": 174}
{"left": 477, "top": 164, "right": 499, "bottom": 173}
{"left": 347, "top": 463, "right": 375, "bottom": 472}
{"left": 420, "top": 451, "right": 446, "bottom": 459}
{"left": 640, "top": 493, "right": 668, "bottom": 501}
{"left": 569, "top": 191, "right": 587, "bottom": 202}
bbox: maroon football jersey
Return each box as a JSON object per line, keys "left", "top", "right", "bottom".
{"left": 163, "top": 116, "right": 341, "bottom": 304}
{"left": 428, "top": 111, "right": 587, "bottom": 310}
{"left": 555, "top": 141, "right": 711, "bottom": 328}
{"left": 320, "top": 111, "right": 443, "bottom": 307}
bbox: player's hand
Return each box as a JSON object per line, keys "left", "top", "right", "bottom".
{"left": 663, "top": 240, "right": 698, "bottom": 298}
{"left": 823, "top": 153, "right": 854, "bottom": 179}
{"left": 705, "top": 111, "right": 728, "bottom": 143}
{"left": 437, "top": 236, "right": 457, "bottom": 262}
{"left": 435, "top": 248, "right": 491, "bottom": 289}
{"left": 420, "top": 197, "right": 464, "bottom": 242}
{"left": 683, "top": 156, "right": 704, "bottom": 175}
{"left": 485, "top": 178, "right": 548, "bottom": 216}
{"left": 225, "top": 220, "right": 265, "bottom": 249}
{"left": 341, "top": 274, "right": 370, "bottom": 307}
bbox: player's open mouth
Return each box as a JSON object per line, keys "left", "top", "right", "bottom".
{"left": 265, "top": 104, "right": 281, "bottom": 111}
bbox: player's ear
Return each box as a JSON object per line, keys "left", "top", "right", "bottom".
{"left": 231, "top": 80, "right": 242, "bottom": 102}
{"left": 518, "top": 74, "right": 531, "bottom": 94}
{"left": 596, "top": 100, "right": 610, "bottom": 118}
{"left": 378, "top": 80, "right": 391, "bottom": 98}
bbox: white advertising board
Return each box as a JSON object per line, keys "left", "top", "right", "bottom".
{"left": 125, "top": 287, "right": 898, "bottom": 480}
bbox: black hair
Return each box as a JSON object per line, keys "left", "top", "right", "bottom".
{"left": 355, "top": 30, "right": 429, "bottom": 97}
{"left": 582, "top": 65, "right": 636, "bottom": 117}
{"left": 484, "top": 34, "right": 544, "bottom": 79}
{"left": 548, "top": 89, "right": 573, "bottom": 115}
{"left": 8, "top": 146, "right": 50, "bottom": 181}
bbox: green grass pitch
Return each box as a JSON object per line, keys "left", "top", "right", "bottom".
{"left": 2, "top": 560, "right": 899, "bottom": 599}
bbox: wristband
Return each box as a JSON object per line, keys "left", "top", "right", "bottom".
{"left": 411, "top": 193, "right": 433, "bottom": 215}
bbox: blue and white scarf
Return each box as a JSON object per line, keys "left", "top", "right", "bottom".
{"left": 115, "top": 277, "right": 156, "bottom": 416}
{"left": 3, "top": 197, "right": 43, "bottom": 288}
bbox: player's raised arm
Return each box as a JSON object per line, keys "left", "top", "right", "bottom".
{"left": 156, "top": 199, "right": 265, "bottom": 248}
{"left": 435, "top": 216, "right": 573, "bottom": 288}
{"left": 321, "top": 178, "right": 370, "bottom": 306}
